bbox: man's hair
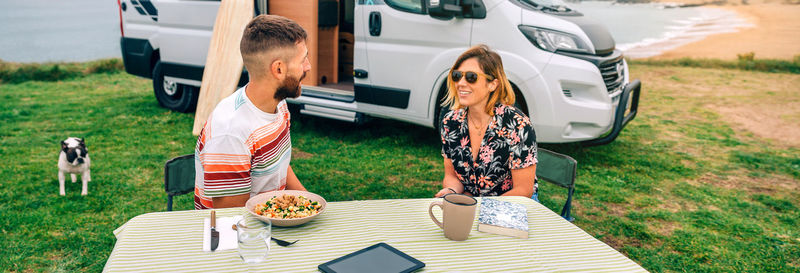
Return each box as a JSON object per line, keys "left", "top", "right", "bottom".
{"left": 442, "top": 44, "right": 515, "bottom": 115}
{"left": 240, "top": 15, "right": 307, "bottom": 78}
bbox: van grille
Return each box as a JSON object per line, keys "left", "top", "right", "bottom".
{"left": 600, "top": 59, "right": 624, "bottom": 93}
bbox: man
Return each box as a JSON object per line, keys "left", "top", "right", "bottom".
{"left": 194, "top": 15, "right": 311, "bottom": 209}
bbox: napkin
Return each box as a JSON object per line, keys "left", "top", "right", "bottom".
{"left": 202, "top": 215, "right": 242, "bottom": 252}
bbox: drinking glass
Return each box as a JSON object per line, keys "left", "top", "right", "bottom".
{"left": 236, "top": 216, "right": 271, "bottom": 263}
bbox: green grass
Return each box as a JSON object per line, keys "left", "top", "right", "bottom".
{"left": 1, "top": 61, "right": 799, "bottom": 272}
{"left": 629, "top": 56, "right": 800, "bottom": 74}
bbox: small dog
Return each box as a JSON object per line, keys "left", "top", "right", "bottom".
{"left": 59, "top": 137, "right": 91, "bottom": 196}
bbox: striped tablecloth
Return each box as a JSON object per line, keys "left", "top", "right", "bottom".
{"left": 103, "top": 196, "right": 647, "bottom": 272}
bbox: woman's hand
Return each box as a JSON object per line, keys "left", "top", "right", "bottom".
{"left": 437, "top": 158, "right": 464, "bottom": 197}
{"left": 434, "top": 187, "right": 457, "bottom": 198}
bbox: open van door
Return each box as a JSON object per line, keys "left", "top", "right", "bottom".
{"left": 357, "top": 0, "right": 471, "bottom": 119}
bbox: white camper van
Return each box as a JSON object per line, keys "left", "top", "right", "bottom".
{"left": 118, "top": 0, "right": 640, "bottom": 145}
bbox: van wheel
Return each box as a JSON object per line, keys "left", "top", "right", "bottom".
{"left": 512, "top": 84, "right": 529, "bottom": 116}
{"left": 152, "top": 61, "right": 198, "bottom": 112}
{"left": 433, "top": 82, "right": 450, "bottom": 132}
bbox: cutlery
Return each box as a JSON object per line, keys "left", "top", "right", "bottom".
{"left": 232, "top": 224, "right": 298, "bottom": 247}
{"left": 210, "top": 210, "right": 219, "bottom": 251}
{"left": 271, "top": 237, "right": 299, "bottom": 247}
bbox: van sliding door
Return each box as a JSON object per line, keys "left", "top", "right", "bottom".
{"left": 358, "top": 0, "right": 470, "bottom": 119}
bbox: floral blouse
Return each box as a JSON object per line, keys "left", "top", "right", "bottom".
{"left": 440, "top": 104, "right": 538, "bottom": 196}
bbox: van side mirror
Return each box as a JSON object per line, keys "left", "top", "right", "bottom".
{"left": 428, "top": 0, "right": 463, "bottom": 19}
{"left": 427, "top": 0, "right": 486, "bottom": 20}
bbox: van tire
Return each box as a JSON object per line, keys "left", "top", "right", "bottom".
{"left": 433, "top": 82, "right": 450, "bottom": 132}
{"left": 152, "top": 61, "right": 198, "bottom": 113}
{"left": 511, "top": 83, "right": 529, "bottom": 116}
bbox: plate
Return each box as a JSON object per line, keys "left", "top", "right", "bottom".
{"left": 245, "top": 190, "right": 327, "bottom": 227}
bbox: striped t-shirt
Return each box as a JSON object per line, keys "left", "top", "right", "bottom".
{"left": 194, "top": 86, "right": 292, "bottom": 209}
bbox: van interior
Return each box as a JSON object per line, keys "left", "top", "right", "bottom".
{"left": 268, "top": 0, "right": 355, "bottom": 93}
{"left": 327, "top": 0, "right": 354, "bottom": 91}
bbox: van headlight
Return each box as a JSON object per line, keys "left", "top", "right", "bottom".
{"left": 518, "top": 25, "right": 592, "bottom": 54}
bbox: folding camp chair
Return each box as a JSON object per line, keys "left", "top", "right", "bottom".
{"left": 535, "top": 148, "right": 577, "bottom": 222}
{"left": 164, "top": 154, "right": 196, "bottom": 211}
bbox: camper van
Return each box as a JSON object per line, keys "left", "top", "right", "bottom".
{"left": 118, "top": 0, "right": 640, "bottom": 145}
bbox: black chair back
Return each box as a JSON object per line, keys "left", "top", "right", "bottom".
{"left": 536, "top": 148, "right": 577, "bottom": 221}
{"left": 164, "top": 154, "right": 195, "bottom": 211}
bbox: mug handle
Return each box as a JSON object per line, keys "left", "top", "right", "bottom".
{"left": 428, "top": 201, "right": 444, "bottom": 229}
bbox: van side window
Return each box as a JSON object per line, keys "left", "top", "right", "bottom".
{"left": 385, "top": 0, "right": 425, "bottom": 14}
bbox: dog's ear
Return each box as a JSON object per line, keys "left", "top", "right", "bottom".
{"left": 79, "top": 138, "right": 87, "bottom": 154}
{"left": 61, "top": 140, "right": 68, "bottom": 151}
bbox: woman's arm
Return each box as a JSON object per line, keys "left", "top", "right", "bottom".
{"left": 435, "top": 158, "right": 465, "bottom": 197}
{"left": 502, "top": 164, "right": 536, "bottom": 197}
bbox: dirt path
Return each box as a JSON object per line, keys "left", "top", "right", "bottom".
{"left": 633, "top": 65, "right": 800, "bottom": 148}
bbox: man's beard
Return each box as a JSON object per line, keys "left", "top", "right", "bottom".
{"left": 274, "top": 72, "right": 306, "bottom": 101}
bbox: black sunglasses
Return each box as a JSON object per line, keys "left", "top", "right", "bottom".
{"left": 451, "top": 70, "right": 494, "bottom": 84}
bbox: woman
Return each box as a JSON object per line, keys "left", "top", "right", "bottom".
{"left": 435, "top": 44, "right": 538, "bottom": 199}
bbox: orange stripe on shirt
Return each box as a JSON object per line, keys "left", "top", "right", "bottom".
{"left": 204, "top": 163, "right": 251, "bottom": 172}
{"left": 200, "top": 154, "right": 250, "bottom": 165}
{"left": 252, "top": 123, "right": 287, "bottom": 149}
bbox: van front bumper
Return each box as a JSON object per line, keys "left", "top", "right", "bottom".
{"left": 581, "top": 79, "right": 641, "bottom": 146}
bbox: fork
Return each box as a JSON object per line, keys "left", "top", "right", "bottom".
{"left": 232, "top": 224, "right": 298, "bottom": 247}
{"left": 271, "top": 237, "right": 299, "bottom": 247}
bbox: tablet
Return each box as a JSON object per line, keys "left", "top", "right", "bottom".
{"left": 318, "top": 243, "right": 425, "bottom": 273}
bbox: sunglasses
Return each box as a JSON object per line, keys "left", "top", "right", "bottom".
{"left": 451, "top": 70, "right": 494, "bottom": 84}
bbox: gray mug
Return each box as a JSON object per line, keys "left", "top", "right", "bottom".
{"left": 429, "top": 194, "right": 478, "bottom": 241}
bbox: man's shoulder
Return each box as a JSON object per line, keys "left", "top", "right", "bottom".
{"left": 207, "top": 89, "right": 251, "bottom": 133}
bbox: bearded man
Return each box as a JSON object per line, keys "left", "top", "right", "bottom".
{"left": 194, "top": 15, "right": 310, "bottom": 209}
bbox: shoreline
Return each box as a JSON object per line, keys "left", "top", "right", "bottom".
{"left": 648, "top": 0, "right": 800, "bottom": 60}
{"left": 618, "top": 4, "right": 752, "bottom": 59}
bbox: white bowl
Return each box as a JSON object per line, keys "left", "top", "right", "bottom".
{"left": 245, "top": 190, "right": 327, "bottom": 227}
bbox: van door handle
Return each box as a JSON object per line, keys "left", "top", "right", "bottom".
{"left": 368, "top": 12, "right": 381, "bottom": 36}
{"left": 354, "top": 69, "right": 368, "bottom": 78}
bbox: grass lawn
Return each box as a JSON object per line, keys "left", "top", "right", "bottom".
{"left": 1, "top": 61, "right": 798, "bottom": 272}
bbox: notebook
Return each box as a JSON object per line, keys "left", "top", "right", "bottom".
{"left": 477, "top": 198, "right": 529, "bottom": 239}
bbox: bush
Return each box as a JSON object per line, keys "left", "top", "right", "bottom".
{"left": 737, "top": 52, "right": 755, "bottom": 61}
{"left": 0, "top": 58, "right": 123, "bottom": 84}
{"left": 87, "top": 58, "right": 124, "bottom": 74}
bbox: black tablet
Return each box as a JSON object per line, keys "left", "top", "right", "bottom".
{"left": 318, "top": 243, "right": 425, "bottom": 273}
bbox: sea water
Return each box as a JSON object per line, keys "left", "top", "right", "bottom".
{"left": 0, "top": 0, "right": 750, "bottom": 63}
{"left": 567, "top": 1, "right": 752, "bottom": 58}
{"left": 0, "top": 0, "right": 120, "bottom": 63}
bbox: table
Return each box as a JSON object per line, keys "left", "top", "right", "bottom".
{"left": 103, "top": 196, "right": 647, "bottom": 272}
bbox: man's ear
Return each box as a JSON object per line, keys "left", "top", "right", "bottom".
{"left": 270, "top": 59, "right": 285, "bottom": 80}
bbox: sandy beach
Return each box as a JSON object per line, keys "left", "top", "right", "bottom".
{"left": 652, "top": 0, "right": 800, "bottom": 60}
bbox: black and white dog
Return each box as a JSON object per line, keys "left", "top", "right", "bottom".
{"left": 59, "top": 137, "right": 91, "bottom": 196}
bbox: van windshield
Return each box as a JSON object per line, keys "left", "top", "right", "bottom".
{"left": 517, "top": 0, "right": 573, "bottom": 13}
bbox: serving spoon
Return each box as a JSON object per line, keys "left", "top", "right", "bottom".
{"left": 232, "top": 224, "right": 299, "bottom": 247}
